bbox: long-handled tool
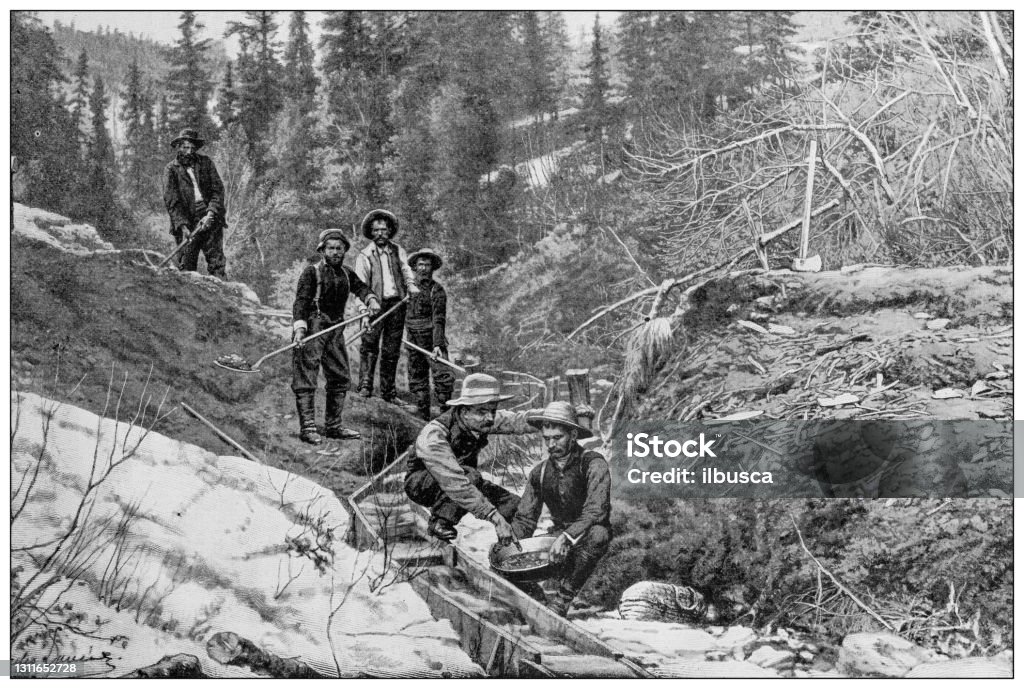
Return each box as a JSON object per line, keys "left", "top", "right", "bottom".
{"left": 402, "top": 339, "right": 467, "bottom": 373}
{"left": 158, "top": 221, "right": 211, "bottom": 269}
{"left": 215, "top": 311, "right": 366, "bottom": 373}
{"left": 344, "top": 296, "right": 410, "bottom": 346}
{"left": 793, "top": 138, "right": 822, "bottom": 272}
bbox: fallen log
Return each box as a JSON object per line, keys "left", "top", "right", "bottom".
{"left": 120, "top": 654, "right": 206, "bottom": 678}
{"left": 207, "top": 631, "right": 325, "bottom": 678}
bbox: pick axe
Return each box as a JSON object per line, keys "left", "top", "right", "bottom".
{"left": 402, "top": 339, "right": 467, "bottom": 373}
{"left": 793, "top": 138, "right": 822, "bottom": 273}
{"left": 157, "top": 219, "right": 212, "bottom": 269}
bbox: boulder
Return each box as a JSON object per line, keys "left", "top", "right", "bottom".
{"left": 904, "top": 657, "right": 1012, "bottom": 678}
{"left": 837, "top": 633, "right": 938, "bottom": 677}
{"left": 747, "top": 646, "right": 794, "bottom": 668}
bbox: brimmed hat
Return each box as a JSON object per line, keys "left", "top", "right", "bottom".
{"left": 408, "top": 248, "right": 443, "bottom": 271}
{"left": 170, "top": 128, "right": 205, "bottom": 149}
{"left": 361, "top": 209, "right": 400, "bottom": 239}
{"left": 446, "top": 373, "right": 513, "bottom": 406}
{"left": 316, "top": 229, "right": 351, "bottom": 253}
{"left": 527, "top": 401, "right": 593, "bottom": 439}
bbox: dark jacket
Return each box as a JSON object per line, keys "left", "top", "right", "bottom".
{"left": 406, "top": 278, "right": 448, "bottom": 349}
{"left": 292, "top": 260, "right": 376, "bottom": 327}
{"left": 512, "top": 444, "right": 612, "bottom": 541}
{"left": 164, "top": 154, "right": 227, "bottom": 235}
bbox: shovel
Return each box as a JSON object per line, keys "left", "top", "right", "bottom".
{"left": 402, "top": 339, "right": 467, "bottom": 373}
{"left": 343, "top": 296, "right": 410, "bottom": 346}
{"left": 792, "top": 138, "right": 822, "bottom": 273}
{"left": 158, "top": 221, "right": 211, "bottom": 269}
{"left": 215, "top": 311, "right": 366, "bottom": 373}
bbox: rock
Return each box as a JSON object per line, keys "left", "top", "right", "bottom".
{"left": 932, "top": 388, "right": 965, "bottom": 399}
{"left": 926, "top": 318, "right": 951, "bottom": 330}
{"left": 913, "top": 312, "right": 932, "bottom": 319}
{"left": 838, "top": 633, "right": 938, "bottom": 677}
{"left": 768, "top": 323, "right": 796, "bottom": 335}
{"left": 618, "top": 581, "right": 709, "bottom": 624}
{"left": 652, "top": 659, "right": 778, "bottom": 678}
{"left": 799, "top": 651, "right": 815, "bottom": 662}
{"left": 747, "top": 646, "right": 793, "bottom": 668}
{"left": 716, "top": 626, "right": 756, "bottom": 651}
{"left": 904, "top": 657, "right": 1011, "bottom": 678}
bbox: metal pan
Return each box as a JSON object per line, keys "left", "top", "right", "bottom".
{"left": 489, "top": 536, "right": 558, "bottom": 583}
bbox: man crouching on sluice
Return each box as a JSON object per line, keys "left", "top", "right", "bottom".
{"left": 404, "top": 373, "right": 534, "bottom": 546}
{"left": 511, "top": 401, "right": 611, "bottom": 617}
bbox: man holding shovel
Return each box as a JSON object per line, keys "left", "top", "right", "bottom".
{"left": 291, "top": 230, "right": 381, "bottom": 445}
{"left": 405, "top": 248, "right": 454, "bottom": 420}
{"left": 163, "top": 128, "right": 227, "bottom": 279}
{"left": 354, "top": 209, "right": 419, "bottom": 404}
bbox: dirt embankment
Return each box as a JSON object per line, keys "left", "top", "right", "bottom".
{"left": 644, "top": 265, "right": 1012, "bottom": 423}
{"left": 11, "top": 224, "right": 422, "bottom": 498}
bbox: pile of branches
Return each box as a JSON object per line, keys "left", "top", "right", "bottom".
{"left": 627, "top": 11, "right": 1012, "bottom": 272}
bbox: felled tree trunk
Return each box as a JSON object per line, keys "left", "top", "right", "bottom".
{"left": 120, "top": 654, "right": 206, "bottom": 678}
{"left": 206, "top": 631, "right": 325, "bottom": 678}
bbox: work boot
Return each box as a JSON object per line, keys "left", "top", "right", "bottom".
{"left": 295, "top": 394, "right": 321, "bottom": 445}
{"left": 323, "top": 391, "right": 361, "bottom": 440}
{"left": 428, "top": 516, "right": 457, "bottom": 542}
{"left": 357, "top": 353, "right": 377, "bottom": 398}
{"left": 547, "top": 586, "right": 576, "bottom": 618}
{"left": 416, "top": 395, "right": 431, "bottom": 421}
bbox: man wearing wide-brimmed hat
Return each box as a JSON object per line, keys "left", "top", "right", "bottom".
{"left": 405, "top": 248, "right": 455, "bottom": 420}
{"left": 163, "top": 128, "right": 228, "bottom": 278}
{"left": 511, "top": 401, "right": 611, "bottom": 617}
{"left": 405, "top": 373, "right": 541, "bottom": 545}
{"left": 353, "top": 209, "right": 420, "bottom": 404}
{"left": 291, "top": 229, "right": 381, "bottom": 445}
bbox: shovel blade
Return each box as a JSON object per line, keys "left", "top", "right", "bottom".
{"left": 792, "top": 255, "right": 822, "bottom": 272}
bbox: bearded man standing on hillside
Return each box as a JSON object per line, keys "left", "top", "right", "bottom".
{"left": 404, "top": 248, "right": 455, "bottom": 420}
{"left": 353, "top": 209, "right": 419, "bottom": 404}
{"left": 163, "top": 128, "right": 227, "bottom": 279}
{"left": 291, "top": 230, "right": 381, "bottom": 445}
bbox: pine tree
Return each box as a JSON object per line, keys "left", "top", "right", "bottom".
{"left": 11, "top": 11, "right": 81, "bottom": 215}
{"left": 582, "top": 14, "right": 611, "bottom": 144}
{"left": 70, "top": 49, "right": 91, "bottom": 149}
{"left": 540, "top": 11, "right": 571, "bottom": 117}
{"left": 215, "top": 61, "right": 238, "bottom": 131}
{"left": 88, "top": 75, "right": 118, "bottom": 235}
{"left": 283, "top": 11, "right": 318, "bottom": 106}
{"left": 749, "top": 11, "right": 800, "bottom": 91}
{"left": 226, "top": 11, "right": 283, "bottom": 178}
{"left": 119, "top": 59, "right": 149, "bottom": 207}
{"left": 617, "top": 12, "right": 655, "bottom": 110}
{"left": 165, "top": 11, "right": 216, "bottom": 136}
{"left": 519, "top": 11, "right": 555, "bottom": 122}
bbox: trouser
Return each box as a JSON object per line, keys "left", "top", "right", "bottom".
{"left": 406, "top": 329, "right": 455, "bottom": 416}
{"left": 556, "top": 524, "right": 611, "bottom": 594}
{"left": 292, "top": 315, "right": 351, "bottom": 400}
{"left": 404, "top": 466, "right": 519, "bottom": 526}
{"left": 359, "top": 296, "right": 407, "bottom": 397}
{"left": 174, "top": 200, "right": 226, "bottom": 279}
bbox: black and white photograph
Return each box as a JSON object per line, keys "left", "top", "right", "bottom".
{"left": 9, "top": 9, "right": 1014, "bottom": 679}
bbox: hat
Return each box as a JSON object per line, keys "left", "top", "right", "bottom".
{"left": 361, "top": 209, "right": 400, "bottom": 239}
{"left": 316, "top": 229, "right": 351, "bottom": 253}
{"left": 170, "top": 128, "right": 205, "bottom": 149}
{"left": 408, "top": 248, "right": 443, "bottom": 271}
{"left": 527, "top": 401, "right": 593, "bottom": 439}
{"left": 446, "top": 373, "right": 513, "bottom": 406}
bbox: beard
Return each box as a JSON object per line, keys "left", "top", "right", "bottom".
{"left": 177, "top": 151, "right": 196, "bottom": 166}
{"left": 325, "top": 254, "right": 343, "bottom": 266}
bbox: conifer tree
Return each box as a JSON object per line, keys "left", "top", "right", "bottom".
{"left": 226, "top": 11, "right": 282, "bottom": 178}
{"left": 215, "top": 61, "right": 238, "bottom": 131}
{"left": 540, "top": 11, "right": 571, "bottom": 116}
{"left": 582, "top": 14, "right": 610, "bottom": 143}
{"left": 12, "top": 12, "right": 80, "bottom": 215}
{"left": 520, "top": 11, "right": 555, "bottom": 121}
{"left": 87, "top": 75, "right": 118, "bottom": 235}
{"left": 119, "top": 59, "right": 150, "bottom": 207}
{"left": 70, "top": 49, "right": 91, "bottom": 148}
{"left": 165, "top": 11, "right": 215, "bottom": 136}
{"left": 283, "top": 11, "right": 318, "bottom": 106}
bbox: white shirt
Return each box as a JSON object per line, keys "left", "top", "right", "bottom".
{"left": 186, "top": 167, "right": 205, "bottom": 203}
{"left": 355, "top": 243, "right": 416, "bottom": 299}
